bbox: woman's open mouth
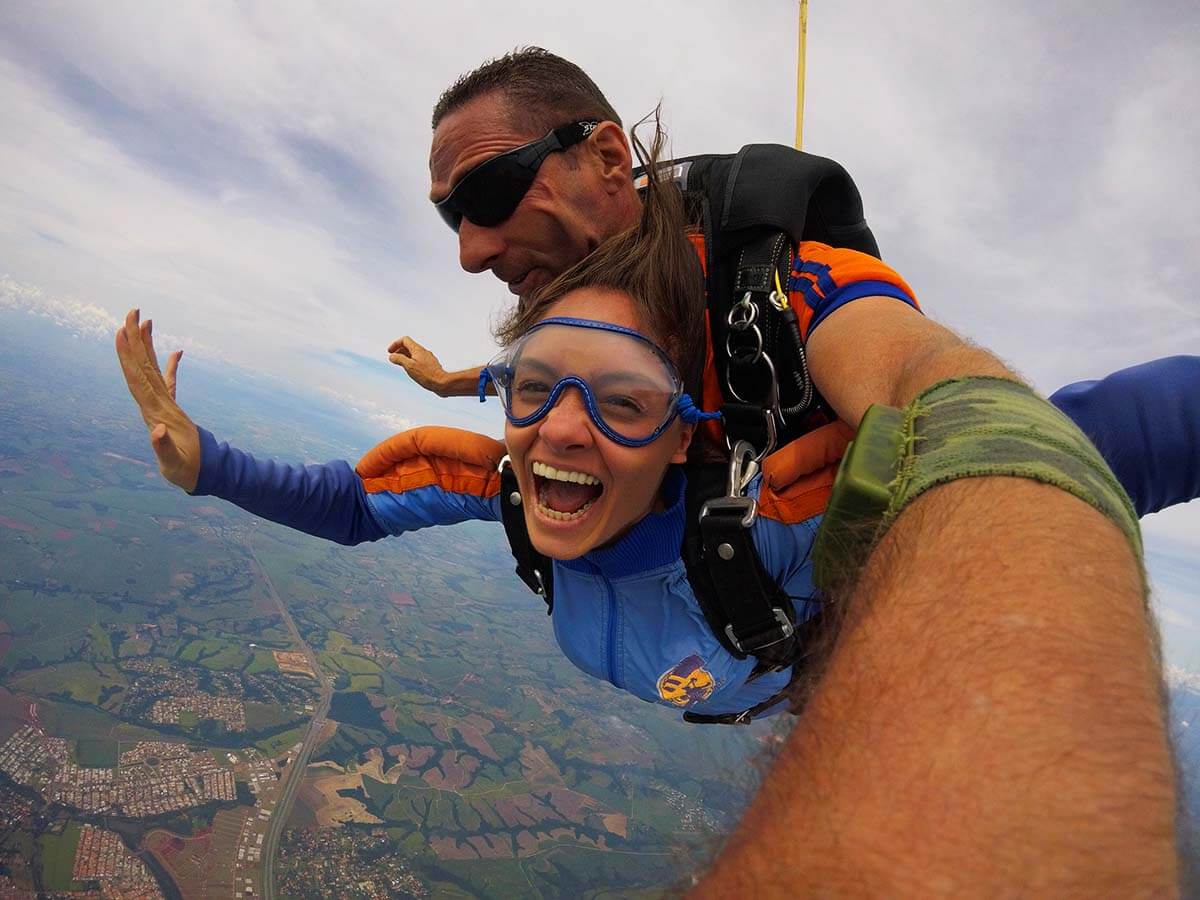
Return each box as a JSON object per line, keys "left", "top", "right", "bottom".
{"left": 531, "top": 461, "right": 604, "bottom": 522}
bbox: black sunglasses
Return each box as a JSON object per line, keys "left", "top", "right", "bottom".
{"left": 434, "top": 120, "right": 599, "bottom": 232}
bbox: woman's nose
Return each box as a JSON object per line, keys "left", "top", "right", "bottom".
{"left": 537, "top": 387, "right": 595, "bottom": 449}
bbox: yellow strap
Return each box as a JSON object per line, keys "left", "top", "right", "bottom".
{"left": 795, "top": 0, "right": 808, "bottom": 150}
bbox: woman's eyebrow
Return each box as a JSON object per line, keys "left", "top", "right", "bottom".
{"left": 588, "top": 371, "right": 666, "bottom": 391}
{"left": 513, "top": 356, "right": 557, "bottom": 376}
{"left": 518, "top": 356, "right": 667, "bottom": 390}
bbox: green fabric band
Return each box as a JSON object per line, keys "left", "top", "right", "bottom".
{"left": 812, "top": 376, "right": 1142, "bottom": 590}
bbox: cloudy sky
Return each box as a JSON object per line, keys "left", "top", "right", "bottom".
{"left": 2, "top": 3, "right": 1198, "bottom": 657}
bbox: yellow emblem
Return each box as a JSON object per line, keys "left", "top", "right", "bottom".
{"left": 657, "top": 654, "right": 715, "bottom": 706}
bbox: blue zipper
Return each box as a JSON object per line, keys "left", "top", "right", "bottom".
{"left": 588, "top": 560, "right": 622, "bottom": 689}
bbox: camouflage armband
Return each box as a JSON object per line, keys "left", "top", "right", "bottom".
{"left": 812, "top": 376, "right": 1142, "bottom": 590}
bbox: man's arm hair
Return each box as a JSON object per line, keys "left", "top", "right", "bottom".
{"left": 693, "top": 476, "right": 1176, "bottom": 895}
{"left": 437, "top": 365, "right": 489, "bottom": 398}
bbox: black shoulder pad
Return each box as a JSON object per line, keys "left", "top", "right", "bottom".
{"left": 651, "top": 145, "right": 881, "bottom": 260}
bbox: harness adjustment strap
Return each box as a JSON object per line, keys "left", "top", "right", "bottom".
{"left": 698, "top": 501, "right": 796, "bottom": 659}
{"left": 498, "top": 461, "right": 554, "bottom": 613}
{"left": 720, "top": 403, "right": 774, "bottom": 452}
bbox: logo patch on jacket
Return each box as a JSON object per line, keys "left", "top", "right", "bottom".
{"left": 657, "top": 654, "right": 715, "bottom": 706}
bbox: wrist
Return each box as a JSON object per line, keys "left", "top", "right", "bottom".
{"left": 813, "top": 376, "right": 1142, "bottom": 590}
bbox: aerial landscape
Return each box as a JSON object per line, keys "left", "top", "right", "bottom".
{"left": 0, "top": 308, "right": 778, "bottom": 898}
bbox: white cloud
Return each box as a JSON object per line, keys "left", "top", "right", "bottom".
{"left": 0, "top": 272, "right": 210, "bottom": 358}
{"left": 316, "top": 386, "right": 416, "bottom": 436}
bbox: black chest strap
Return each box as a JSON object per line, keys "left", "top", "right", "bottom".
{"left": 681, "top": 457, "right": 800, "bottom": 674}
{"left": 498, "top": 460, "right": 554, "bottom": 612}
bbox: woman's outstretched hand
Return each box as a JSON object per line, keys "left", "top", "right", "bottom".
{"left": 115, "top": 309, "right": 201, "bottom": 492}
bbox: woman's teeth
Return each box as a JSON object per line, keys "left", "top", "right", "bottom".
{"left": 537, "top": 499, "right": 596, "bottom": 521}
{"left": 531, "top": 461, "right": 600, "bottom": 485}
{"left": 531, "top": 461, "right": 602, "bottom": 521}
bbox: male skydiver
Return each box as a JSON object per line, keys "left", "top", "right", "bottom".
{"left": 386, "top": 47, "right": 1185, "bottom": 893}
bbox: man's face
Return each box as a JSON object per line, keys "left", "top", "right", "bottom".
{"left": 503, "top": 288, "right": 694, "bottom": 560}
{"left": 429, "top": 94, "right": 617, "bottom": 298}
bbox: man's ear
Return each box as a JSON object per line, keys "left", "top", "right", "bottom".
{"left": 589, "top": 121, "right": 633, "bottom": 195}
{"left": 670, "top": 422, "right": 695, "bottom": 465}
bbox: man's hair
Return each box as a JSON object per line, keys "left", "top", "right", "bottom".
{"left": 493, "top": 111, "right": 705, "bottom": 401}
{"left": 432, "top": 47, "right": 622, "bottom": 134}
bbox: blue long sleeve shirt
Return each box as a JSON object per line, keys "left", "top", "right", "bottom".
{"left": 1049, "top": 356, "right": 1200, "bottom": 516}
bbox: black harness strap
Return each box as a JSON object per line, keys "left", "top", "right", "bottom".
{"left": 498, "top": 462, "right": 553, "bottom": 612}
{"left": 681, "top": 464, "right": 799, "bottom": 674}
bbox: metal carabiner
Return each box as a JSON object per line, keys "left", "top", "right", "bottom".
{"left": 725, "top": 322, "right": 764, "bottom": 366}
{"left": 756, "top": 407, "right": 778, "bottom": 463}
{"left": 727, "top": 440, "right": 760, "bottom": 498}
{"left": 728, "top": 292, "right": 759, "bottom": 329}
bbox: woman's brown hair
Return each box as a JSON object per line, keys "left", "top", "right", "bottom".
{"left": 492, "top": 110, "right": 706, "bottom": 399}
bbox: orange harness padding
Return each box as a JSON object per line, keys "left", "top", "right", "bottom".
{"left": 757, "top": 420, "right": 854, "bottom": 524}
{"left": 356, "top": 426, "right": 504, "bottom": 498}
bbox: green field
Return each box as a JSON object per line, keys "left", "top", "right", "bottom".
{"left": 36, "top": 699, "right": 164, "bottom": 745}
{"left": 88, "top": 623, "right": 114, "bottom": 661}
{"left": 324, "top": 631, "right": 354, "bottom": 652}
{"left": 244, "top": 700, "right": 300, "bottom": 732}
{"left": 10, "top": 662, "right": 126, "bottom": 706}
{"left": 348, "top": 674, "right": 382, "bottom": 692}
{"left": 255, "top": 725, "right": 306, "bottom": 757}
{"left": 178, "top": 638, "right": 252, "bottom": 671}
{"left": 74, "top": 738, "right": 118, "bottom": 767}
{"left": 39, "top": 823, "right": 83, "bottom": 892}
{"left": 317, "top": 650, "right": 382, "bottom": 677}
{"left": 244, "top": 648, "right": 279, "bottom": 675}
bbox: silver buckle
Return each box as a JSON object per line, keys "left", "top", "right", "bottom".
{"left": 531, "top": 568, "right": 547, "bottom": 597}
{"left": 724, "top": 608, "right": 795, "bottom": 654}
{"left": 699, "top": 439, "right": 761, "bottom": 528}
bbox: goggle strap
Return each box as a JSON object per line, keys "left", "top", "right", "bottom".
{"left": 477, "top": 368, "right": 493, "bottom": 403}
{"left": 677, "top": 393, "right": 722, "bottom": 426}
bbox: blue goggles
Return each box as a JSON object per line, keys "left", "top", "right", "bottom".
{"left": 478, "top": 317, "right": 720, "bottom": 447}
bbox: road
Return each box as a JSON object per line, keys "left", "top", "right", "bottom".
{"left": 246, "top": 545, "right": 333, "bottom": 900}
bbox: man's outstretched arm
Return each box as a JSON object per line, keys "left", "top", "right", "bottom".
{"left": 692, "top": 300, "right": 1177, "bottom": 894}
{"left": 388, "top": 335, "right": 486, "bottom": 398}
